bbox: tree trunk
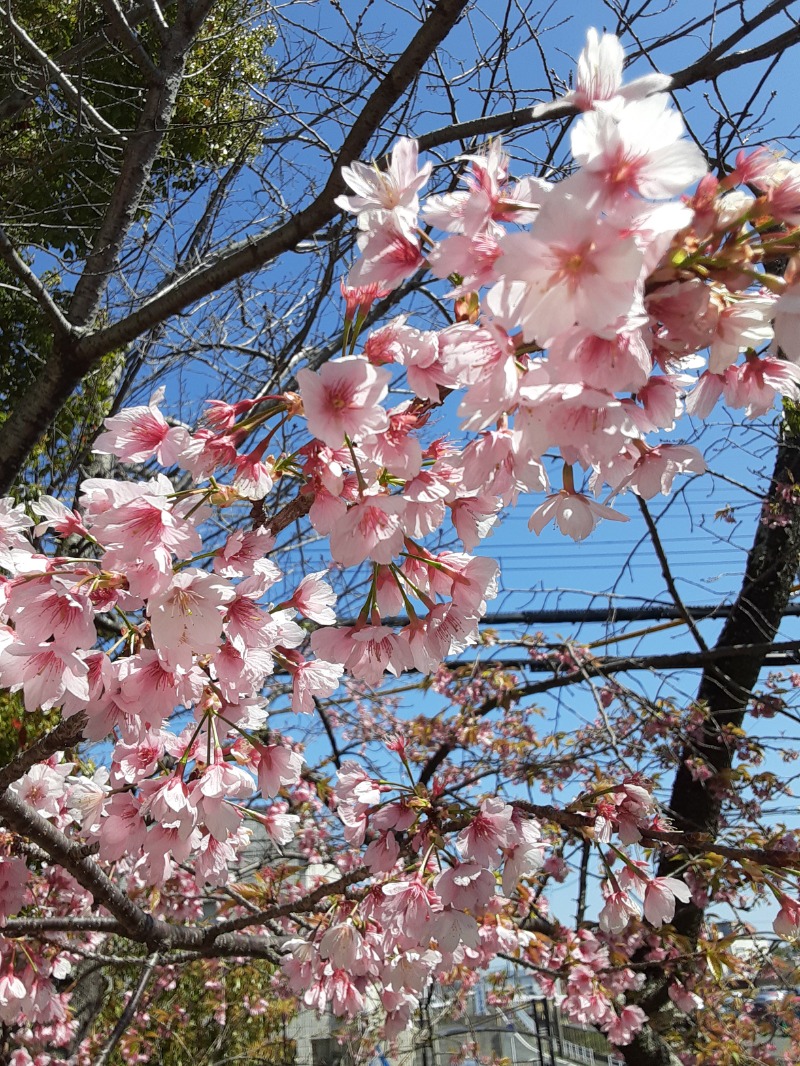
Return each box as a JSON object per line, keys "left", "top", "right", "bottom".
{"left": 623, "top": 409, "right": 800, "bottom": 1065}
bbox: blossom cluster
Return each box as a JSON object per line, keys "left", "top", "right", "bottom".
{"left": 2, "top": 26, "right": 800, "bottom": 1060}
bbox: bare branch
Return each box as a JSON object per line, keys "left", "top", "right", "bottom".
{"left": 76, "top": 0, "right": 473, "bottom": 357}
{"left": 99, "top": 0, "right": 157, "bottom": 77}
{"left": 141, "top": 0, "right": 170, "bottom": 42}
{"left": 637, "top": 497, "right": 709, "bottom": 653}
{"left": 67, "top": 0, "right": 219, "bottom": 327}
{"left": 0, "top": 226, "right": 74, "bottom": 338}
{"left": 93, "top": 952, "right": 159, "bottom": 1066}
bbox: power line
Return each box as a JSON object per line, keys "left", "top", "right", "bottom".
{"left": 365, "top": 604, "right": 800, "bottom": 628}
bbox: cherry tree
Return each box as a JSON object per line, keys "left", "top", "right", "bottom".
{"left": 3, "top": 3, "right": 800, "bottom": 1066}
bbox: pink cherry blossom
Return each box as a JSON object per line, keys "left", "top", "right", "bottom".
{"left": 148, "top": 569, "right": 234, "bottom": 670}
{"left": 319, "top": 923, "right": 366, "bottom": 971}
{"left": 642, "top": 876, "right": 692, "bottom": 928}
{"left": 256, "top": 801, "right": 300, "bottom": 845}
{"left": 328, "top": 495, "right": 406, "bottom": 568}
{"left": 570, "top": 94, "right": 706, "bottom": 207}
{"left": 347, "top": 213, "right": 425, "bottom": 291}
{"left": 29, "top": 495, "right": 88, "bottom": 539}
{"left": 289, "top": 656, "right": 344, "bottom": 713}
{"left": 381, "top": 878, "right": 442, "bottom": 943}
{"left": 708, "top": 295, "right": 775, "bottom": 373}
{"left": 486, "top": 191, "right": 645, "bottom": 345}
{"left": 364, "top": 831, "right": 401, "bottom": 874}
{"left": 0, "top": 974, "right": 28, "bottom": 1025}
{"left": 94, "top": 393, "right": 188, "bottom": 466}
{"left": 773, "top": 894, "right": 800, "bottom": 938}
{"left": 456, "top": 798, "right": 513, "bottom": 868}
{"left": 0, "top": 640, "right": 89, "bottom": 712}
{"left": 297, "top": 358, "right": 390, "bottom": 447}
{"left": 726, "top": 354, "right": 800, "bottom": 418}
{"left": 340, "top": 279, "right": 389, "bottom": 322}
{"left": 434, "top": 863, "right": 495, "bottom": 913}
{"left": 611, "top": 444, "right": 706, "bottom": 499}
{"left": 599, "top": 887, "right": 641, "bottom": 933}
{"left": 255, "top": 743, "right": 303, "bottom": 799}
{"left": 335, "top": 136, "right": 431, "bottom": 222}
{"left": 289, "top": 571, "right": 337, "bottom": 625}
{"left": 529, "top": 489, "right": 628, "bottom": 541}
{"left": 606, "top": 1004, "right": 648, "bottom": 1046}
{"left": 565, "top": 29, "right": 670, "bottom": 113}
{"left": 0, "top": 498, "right": 34, "bottom": 568}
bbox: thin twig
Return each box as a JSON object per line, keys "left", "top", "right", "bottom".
{"left": 93, "top": 952, "right": 159, "bottom": 1066}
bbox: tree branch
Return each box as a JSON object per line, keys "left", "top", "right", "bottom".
{"left": 0, "top": 712, "right": 87, "bottom": 793}
{"left": 0, "top": 790, "right": 163, "bottom": 947}
{"left": 0, "top": 2, "right": 153, "bottom": 123}
{"left": 93, "top": 952, "right": 159, "bottom": 1066}
{"left": 416, "top": 639, "right": 800, "bottom": 786}
{"left": 0, "top": 226, "right": 74, "bottom": 338}
{"left": 99, "top": 0, "right": 157, "bottom": 77}
{"left": 67, "top": 0, "right": 218, "bottom": 327}
{"left": 637, "top": 497, "right": 708, "bottom": 653}
{"left": 74, "top": 0, "right": 472, "bottom": 358}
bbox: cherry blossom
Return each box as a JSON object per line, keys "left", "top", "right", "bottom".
{"left": 297, "top": 358, "right": 390, "bottom": 447}
{"left": 335, "top": 136, "right": 431, "bottom": 224}
{"left": 3, "top": 29, "right": 800, "bottom": 1060}
{"left": 642, "top": 876, "right": 692, "bottom": 928}
{"left": 529, "top": 489, "right": 628, "bottom": 542}
{"left": 93, "top": 391, "right": 189, "bottom": 466}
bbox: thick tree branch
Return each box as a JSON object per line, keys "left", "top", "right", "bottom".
{"left": 0, "top": 712, "right": 87, "bottom": 793}
{"left": 99, "top": 0, "right": 157, "bottom": 77}
{"left": 74, "top": 0, "right": 472, "bottom": 358}
{"left": 67, "top": 0, "right": 218, "bottom": 327}
{"left": 141, "top": 0, "right": 170, "bottom": 43}
{"left": 668, "top": 1, "right": 800, "bottom": 90}
{"left": 3, "top": 916, "right": 126, "bottom": 936}
{"left": 0, "top": 790, "right": 163, "bottom": 948}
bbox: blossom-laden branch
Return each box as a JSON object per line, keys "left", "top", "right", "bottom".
{"left": 3, "top": 24, "right": 800, "bottom": 1065}
{"left": 2, "top": 2, "right": 800, "bottom": 494}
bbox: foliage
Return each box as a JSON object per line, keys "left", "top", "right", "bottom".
{"left": 0, "top": 0, "right": 275, "bottom": 494}
{"left": 91, "top": 954, "right": 296, "bottom": 1065}
{"left": 0, "top": 0, "right": 275, "bottom": 255}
